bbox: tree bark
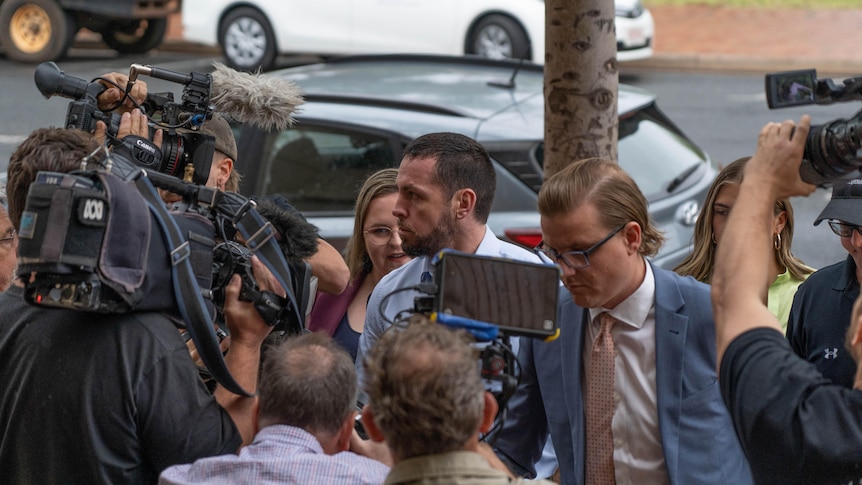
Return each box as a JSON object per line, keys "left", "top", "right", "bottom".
{"left": 544, "top": 0, "right": 619, "bottom": 178}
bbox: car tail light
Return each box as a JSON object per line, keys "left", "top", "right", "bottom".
{"left": 504, "top": 228, "right": 543, "bottom": 250}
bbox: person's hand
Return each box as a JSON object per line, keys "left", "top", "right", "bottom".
{"left": 94, "top": 109, "right": 163, "bottom": 149}
{"left": 116, "top": 109, "right": 163, "bottom": 147}
{"left": 183, "top": 326, "right": 230, "bottom": 369}
{"left": 349, "top": 429, "right": 394, "bottom": 466}
{"left": 222, "top": 255, "right": 281, "bottom": 349}
{"left": 745, "top": 115, "right": 815, "bottom": 200}
{"left": 96, "top": 72, "right": 147, "bottom": 112}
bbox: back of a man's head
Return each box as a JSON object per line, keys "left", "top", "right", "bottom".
{"left": 7, "top": 127, "right": 100, "bottom": 230}
{"left": 401, "top": 132, "right": 496, "bottom": 224}
{"left": 363, "top": 322, "right": 485, "bottom": 460}
{"left": 257, "top": 332, "right": 357, "bottom": 437}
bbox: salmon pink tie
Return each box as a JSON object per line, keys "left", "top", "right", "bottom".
{"left": 585, "top": 312, "right": 616, "bottom": 485}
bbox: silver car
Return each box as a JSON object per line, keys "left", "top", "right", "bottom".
{"left": 233, "top": 54, "right": 715, "bottom": 270}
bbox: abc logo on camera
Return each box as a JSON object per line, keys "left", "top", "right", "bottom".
{"left": 77, "top": 197, "right": 107, "bottom": 226}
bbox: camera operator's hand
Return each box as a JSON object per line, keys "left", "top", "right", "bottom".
{"left": 96, "top": 72, "right": 148, "bottom": 113}
{"left": 94, "top": 109, "right": 163, "bottom": 149}
{"left": 223, "top": 255, "right": 282, "bottom": 348}
{"left": 745, "top": 115, "right": 815, "bottom": 200}
{"left": 215, "top": 255, "right": 284, "bottom": 446}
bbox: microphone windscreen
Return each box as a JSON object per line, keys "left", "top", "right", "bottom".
{"left": 210, "top": 62, "right": 304, "bottom": 132}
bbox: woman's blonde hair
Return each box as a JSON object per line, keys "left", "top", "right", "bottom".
{"left": 674, "top": 157, "right": 813, "bottom": 282}
{"left": 345, "top": 168, "right": 399, "bottom": 278}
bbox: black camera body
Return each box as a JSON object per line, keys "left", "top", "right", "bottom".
{"left": 765, "top": 69, "right": 862, "bottom": 187}
{"left": 17, "top": 170, "right": 216, "bottom": 316}
{"left": 35, "top": 61, "right": 216, "bottom": 185}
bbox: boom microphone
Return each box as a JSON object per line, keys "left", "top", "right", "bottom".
{"left": 210, "top": 62, "right": 304, "bottom": 132}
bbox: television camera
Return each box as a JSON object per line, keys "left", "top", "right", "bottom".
{"left": 765, "top": 69, "right": 862, "bottom": 187}
{"left": 35, "top": 61, "right": 218, "bottom": 185}
{"left": 23, "top": 62, "right": 307, "bottom": 396}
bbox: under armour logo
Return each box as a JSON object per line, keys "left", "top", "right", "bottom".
{"left": 824, "top": 348, "right": 839, "bottom": 359}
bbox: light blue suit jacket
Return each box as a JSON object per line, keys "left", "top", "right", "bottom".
{"left": 494, "top": 264, "right": 753, "bottom": 485}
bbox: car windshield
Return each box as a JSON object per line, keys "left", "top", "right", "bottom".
{"left": 535, "top": 104, "right": 707, "bottom": 200}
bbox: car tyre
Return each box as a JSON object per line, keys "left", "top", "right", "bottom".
{"left": 467, "top": 14, "right": 530, "bottom": 61}
{"left": 219, "top": 6, "right": 277, "bottom": 72}
{"left": 0, "top": 0, "right": 77, "bottom": 63}
{"left": 101, "top": 17, "right": 168, "bottom": 54}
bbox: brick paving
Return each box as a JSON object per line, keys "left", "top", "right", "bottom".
{"left": 650, "top": 5, "right": 862, "bottom": 62}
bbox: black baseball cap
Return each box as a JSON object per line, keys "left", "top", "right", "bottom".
{"left": 814, "top": 179, "right": 862, "bottom": 226}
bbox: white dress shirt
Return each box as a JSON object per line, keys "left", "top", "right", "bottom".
{"left": 585, "top": 261, "right": 669, "bottom": 485}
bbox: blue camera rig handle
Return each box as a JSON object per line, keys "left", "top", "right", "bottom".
{"left": 431, "top": 312, "right": 499, "bottom": 342}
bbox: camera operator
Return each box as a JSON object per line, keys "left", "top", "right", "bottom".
{"left": 0, "top": 126, "right": 280, "bottom": 484}
{"left": 95, "top": 72, "right": 350, "bottom": 297}
{"left": 713, "top": 115, "right": 862, "bottom": 484}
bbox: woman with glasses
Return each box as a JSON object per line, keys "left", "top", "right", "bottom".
{"left": 307, "top": 168, "right": 411, "bottom": 360}
{"left": 674, "top": 156, "right": 813, "bottom": 329}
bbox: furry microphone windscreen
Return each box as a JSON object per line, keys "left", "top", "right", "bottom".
{"left": 210, "top": 62, "right": 305, "bottom": 132}
{"left": 253, "top": 196, "right": 319, "bottom": 264}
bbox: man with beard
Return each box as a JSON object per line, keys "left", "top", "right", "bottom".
{"left": 354, "top": 132, "right": 541, "bottom": 385}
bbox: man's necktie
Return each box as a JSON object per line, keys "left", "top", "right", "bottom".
{"left": 585, "top": 312, "right": 617, "bottom": 485}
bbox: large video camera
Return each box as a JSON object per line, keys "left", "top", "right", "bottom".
{"left": 35, "top": 61, "right": 217, "bottom": 185}
{"left": 22, "top": 62, "right": 307, "bottom": 396}
{"left": 765, "top": 69, "right": 862, "bottom": 187}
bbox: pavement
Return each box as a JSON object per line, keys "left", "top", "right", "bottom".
{"left": 74, "top": 5, "right": 862, "bottom": 76}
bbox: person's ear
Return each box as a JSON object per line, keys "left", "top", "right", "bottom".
{"left": 361, "top": 406, "right": 386, "bottom": 443}
{"left": 479, "top": 391, "right": 499, "bottom": 434}
{"left": 773, "top": 210, "right": 787, "bottom": 235}
{"left": 334, "top": 411, "right": 357, "bottom": 452}
{"left": 452, "top": 188, "right": 477, "bottom": 220}
{"left": 214, "top": 155, "right": 233, "bottom": 189}
{"left": 622, "top": 221, "right": 643, "bottom": 255}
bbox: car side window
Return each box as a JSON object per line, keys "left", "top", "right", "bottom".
{"left": 262, "top": 127, "right": 396, "bottom": 212}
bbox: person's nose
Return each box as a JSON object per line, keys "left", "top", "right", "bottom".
{"left": 389, "top": 228, "right": 403, "bottom": 246}
{"left": 851, "top": 229, "right": 862, "bottom": 248}
{"left": 558, "top": 261, "right": 578, "bottom": 278}
{"left": 392, "top": 197, "right": 407, "bottom": 220}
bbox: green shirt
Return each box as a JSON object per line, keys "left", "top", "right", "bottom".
{"left": 768, "top": 269, "right": 807, "bottom": 331}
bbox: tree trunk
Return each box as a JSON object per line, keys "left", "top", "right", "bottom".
{"left": 544, "top": 0, "right": 619, "bottom": 179}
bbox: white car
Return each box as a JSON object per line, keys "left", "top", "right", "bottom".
{"left": 182, "top": 0, "right": 654, "bottom": 71}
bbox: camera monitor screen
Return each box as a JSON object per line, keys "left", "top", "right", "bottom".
{"left": 765, "top": 69, "right": 817, "bottom": 109}
{"left": 434, "top": 252, "right": 560, "bottom": 338}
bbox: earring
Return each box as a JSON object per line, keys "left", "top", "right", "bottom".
{"left": 773, "top": 233, "right": 782, "bottom": 251}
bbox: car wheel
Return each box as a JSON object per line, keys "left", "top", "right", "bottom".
{"left": 101, "top": 18, "right": 168, "bottom": 54}
{"left": 219, "top": 6, "right": 277, "bottom": 72}
{"left": 468, "top": 14, "right": 530, "bottom": 61}
{"left": 0, "top": 0, "right": 77, "bottom": 63}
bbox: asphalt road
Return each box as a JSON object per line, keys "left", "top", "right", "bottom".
{"left": 0, "top": 48, "right": 851, "bottom": 269}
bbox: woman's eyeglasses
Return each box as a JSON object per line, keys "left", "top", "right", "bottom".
{"left": 364, "top": 227, "right": 398, "bottom": 246}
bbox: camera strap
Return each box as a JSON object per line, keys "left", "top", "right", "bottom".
{"left": 133, "top": 174, "right": 255, "bottom": 397}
